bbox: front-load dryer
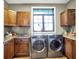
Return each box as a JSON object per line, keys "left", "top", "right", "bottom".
{"left": 31, "top": 35, "right": 48, "bottom": 59}
{"left": 48, "top": 35, "right": 64, "bottom": 58}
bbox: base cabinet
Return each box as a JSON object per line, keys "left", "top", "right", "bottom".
{"left": 4, "top": 39, "right": 14, "bottom": 59}
{"left": 14, "top": 38, "right": 29, "bottom": 57}
{"left": 4, "top": 38, "right": 29, "bottom": 59}
{"left": 64, "top": 38, "right": 76, "bottom": 59}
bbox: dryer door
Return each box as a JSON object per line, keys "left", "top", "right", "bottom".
{"left": 33, "top": 40, "right": 45, "bottom": 52}
{"left": 50, "top": 40, "right": 62, "bottom": 51}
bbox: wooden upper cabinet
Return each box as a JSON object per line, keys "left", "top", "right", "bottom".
{"left": 4, "top": 10, "right": 30, "bottom": 26}
{"left": 8, "top": 10, "right": 16, "bottom": 26}
{"left": 4, "top": 9, "right": 9, "bottom": 25}
{"left": 60, "top": 11, "right": 68, "bottom": 26}
{"left": 4, "top": 9, "right": 16, "bottom": 26}
{"left": 17, "top": 12, "right": 30, "bottom": 26}
{"left": 60, "top": 9, "right": 75, "bottom": 26}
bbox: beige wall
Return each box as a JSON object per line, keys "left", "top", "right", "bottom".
{"left": 4, "top": 0, "right": 9, "bottom": 9}
{"left": 8, "top": 4, "right": 66, "bottom": 34}
{"left": 66, "top": 0, "right": 76, "bottom": 9}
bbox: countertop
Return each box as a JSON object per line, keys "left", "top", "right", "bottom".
{"left": 4, "top": 34, "right": 76, "bottom": 44}
{"left": 63, "top": 34, "right": 76, "bottom": 40}
{"left": 4, "top": 35, "right": 30, "bottom": 43}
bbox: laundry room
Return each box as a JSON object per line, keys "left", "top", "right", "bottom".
{"left": 4, "top": 0, "right": 76, "bottom": 59}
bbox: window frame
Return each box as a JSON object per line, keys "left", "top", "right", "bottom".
{"left": 31, "top": 7, "right": 56, "bottom": 35}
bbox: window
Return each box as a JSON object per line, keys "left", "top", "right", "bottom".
{"left": 32, "top": 7, "right": 56, "bottom": 33}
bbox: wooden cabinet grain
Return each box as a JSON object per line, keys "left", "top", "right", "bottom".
{"left": 8, "top": 10, "right": 16, "bottom": 26}
{"left": 4, "top": 39, "right": 14, "bottom": 59}
{"left": 64, "top": 38, "right": 76, "bottom": 59}
{"left": 60, "top": 9, "right": 75, "bottom": 26}
{"left": 4, "top": 9, "right": 16, "bottom": 26}
{"left": 4, "top": 10, "right": 30, "bottom": 26}
{"left": 72, "top": 40, "right": 76, "bottom": 59}
{"left": 14, "top": 38, "right": 29, "bottom": 57}
{"left": 4, "top": 9, "right": 9, "bottom": 25}
{"left": 4, "top": 43, "right": 9, "bottom": 59}
{"left": 17, "top": 12, "right": 30, "bottom": 26}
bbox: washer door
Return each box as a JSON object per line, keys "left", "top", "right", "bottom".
{"left": 33, "top": 40, "right": 45, "bottom": 52}
{"left": 50, "top": 40, "right": 62, "bottom": 51}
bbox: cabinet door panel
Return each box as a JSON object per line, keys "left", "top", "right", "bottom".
{"left": 72, "top": 40, "right": 76, "bottom": 59}
{"left": 14, "top": 38, "right": 29, "bottom": 56}
{"left": 4, "top": 39, "right": 14, "bottom": 59}
{"left": 17, "top": 12, "right": 22, "bottom": 26}
{"left": 4, "top": 9, "right": 9, "bottom": 25}
{"left": 17, "top": 12, "right": 30, "bottom": 26}
{"left": 65, "top": 38, "right": 73, "bottom": 59}
{"left": 68, "top": 9, "right": 75, "bottom": 26}
{"left": 60, "top": 11, "right": 68, "bottom": 26}
{"left": 60, "top": 9, "right": 75, "bottom": 26}
{"left": 9, "top": 39, "right": 14, "bottom": 58}
{"left": 4, "top": 44, "right": 9, "bottom": 59}
{"left": 8, "top": 10, "right": 16, "bottom": 26}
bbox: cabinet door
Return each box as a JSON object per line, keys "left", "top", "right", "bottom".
{"left": 72, "top": 40, "right": 76, "bottom": 59}
{"left": 8, "top": 10, "right": 16, "bottom": 26}
{"left": 14, "top": 38, "right": 29, "bottom": 56}
{"left": 64, "top": 38, "right": 73, "bottom": 59}
{"left": 4, "top": 9, "right": 9, "bottom": 25}
{"left": 9, "top": 39, "right": 14, "bottom": 58}
{"left": 60, "top": 9, "right": 75, "bottom": 26}
{"left": 68, "top": 9, "right": 75, "bottom": 26}
{"left": 17, "top": 12, "right": 30, "bottom": 26}
{"left": 4, "top": 44, "right": 9, "bottom": 59}
{"left": 4, "top": 39, "right": 14, "bottom": 59}
{"left": 60, "top": 11, "right": 68, "bottom": 26}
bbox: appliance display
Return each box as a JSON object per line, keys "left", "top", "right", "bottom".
{"left": 31, "top": 35, "right": 48, "bottom": 59}
{"left": 48, "top": 35, "right": 64, "bottom": 58}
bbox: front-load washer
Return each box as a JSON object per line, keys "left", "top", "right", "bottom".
{"left": 48, "top": 35, "right": 64, "bottom": 58}
{"left": 31, "top": 35, "right": 48, "bottom": 59}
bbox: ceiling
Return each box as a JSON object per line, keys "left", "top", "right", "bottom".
{"left": 5, "top": 0, "right": 70, "bottom": 4}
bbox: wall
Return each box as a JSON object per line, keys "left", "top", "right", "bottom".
{"left": 66, "top": 0, "right": 76, "bottom": 9}
{"left": 4, "top": 26, "right": 30, "bottom": 36}
{"left": 5, "top": 0, "right": 69, "bottom": 4}
{"left": 4, "top": 0, "right": 9, "bottom": 9}
{"left": 8, "top": 4, "right": 66, "bottom": 35}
